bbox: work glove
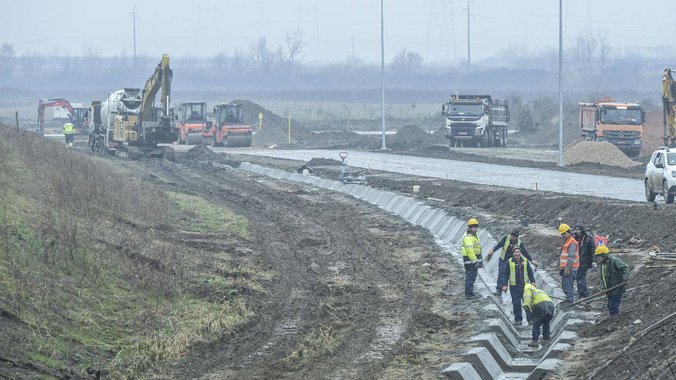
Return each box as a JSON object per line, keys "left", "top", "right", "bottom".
{"left": 487, "top": 250, "right": 494, "bottom": 258}
{"left": 501, "top": 285, "right": 508, "bottom": 293}
{"left": 474, "top": 261, "right": 482, "bottom": 269}
{"left": 564, "top": 268, "right": 571, "bottom": 276}
{"left": 592, "top": 262, "right": 598, "bottom": 269}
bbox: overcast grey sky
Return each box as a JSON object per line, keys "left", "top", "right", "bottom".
{"left": 2, "top": 0, "right": 675, "bottom": 64}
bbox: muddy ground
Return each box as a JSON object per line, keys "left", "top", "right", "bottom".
{"left": 228, "top": 152, "right": 676, "bottom": 379}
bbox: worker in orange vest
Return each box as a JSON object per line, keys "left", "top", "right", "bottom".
{"left": 558, "top": 223, "right": 580, "bottom": 302}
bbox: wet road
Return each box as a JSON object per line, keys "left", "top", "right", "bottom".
{"left": 201, "top": 148, "right": 645, "bottom": 202}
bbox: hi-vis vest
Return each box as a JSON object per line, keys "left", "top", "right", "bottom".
{"left": 501, "top": 237, "right": 521, "bottom": 260}
{"left": 523, "top": 283, "right": 551, "bottom": 309}
{"left": 560, "top": 236, "right": 580, "bottom": 269}
{"left": 508, "top": 257, "right": 530, "bottom": 286}
{"left": 63, "top": 122, "right": 75, "bottom": 134}
{"left": 462, "top": 232, "right": 482, "bottom": 265}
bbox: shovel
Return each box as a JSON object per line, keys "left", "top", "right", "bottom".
{"left": 559, "top": 282, "right": 628, "bottom": 311}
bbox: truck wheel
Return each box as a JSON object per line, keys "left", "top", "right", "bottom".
{"left": 645, "top": 180, "right": 656, "bottom": 202}
{"left": 448, "top": 138, "right": 454, "bottom": 148}
{"left": 664, "top": 181, "right": 674, "bottom": 204}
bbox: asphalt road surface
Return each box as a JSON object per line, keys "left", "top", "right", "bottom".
{"left": 207, "top": 148, "right": 645, "bottom": 202}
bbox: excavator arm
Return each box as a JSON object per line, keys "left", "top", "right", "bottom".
{"left": 663, "top": 69, "right": 676, "bottom": 147}
{"left": 37, "top": 98, "right": 74, "bottom": 135}
{"left": 140, "top": 54, "right": 172, "bottom": 122}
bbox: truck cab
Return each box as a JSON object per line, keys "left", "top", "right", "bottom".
{"left": 442, "top": 95, "right": 508, "bottom": 147}
{"left": 579, "top": 102, "right": 644, "bottom": 158}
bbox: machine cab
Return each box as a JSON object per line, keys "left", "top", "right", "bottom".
{"left": 216, "top": 104, "right": 243, "bottom": 125}
{"left": 176, "top": 102, "right": 207, "bottom": 123}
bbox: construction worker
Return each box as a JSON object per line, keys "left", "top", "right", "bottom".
{"left": 499, "top": 247, "right": 535, "bottom": 325}
{"left": 462, "top": 218, "right": 482, "bottom": 299}
{"left": 595, "top": 245, "right": 630, "bottom": 316}
{"left": 63, "top": 120, "right": 75, "bottom": 148}
{"left": 523, "top": 283, "right": 554, "bottom": 347}
{"left": 488, "top": 229, "right": 538, "bottom": 295}
{"left": 574, "top": 222, "right": 595, "bottom": 298}
{"left": 558, "top": 223, "right": 580, "bottom": 302}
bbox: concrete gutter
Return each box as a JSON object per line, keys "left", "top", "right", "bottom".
{"left": 237, "top": 162, "right": 597, "bottom": 379}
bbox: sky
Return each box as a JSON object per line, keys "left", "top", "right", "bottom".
{"left": 2, "top": 0, "right": 675, "bottom": 64}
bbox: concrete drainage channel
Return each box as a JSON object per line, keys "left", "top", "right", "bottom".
{"left": 238, "top": 162, "right": 596, "bottom": 379}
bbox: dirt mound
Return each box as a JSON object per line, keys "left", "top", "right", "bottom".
{"left": 564, "top": 141, "right": 641, "bottom": 168}
{"left": 388, "top": 125, "right": 439, "bottom": 151}
{"left": 182, "top": 144, "right": 222, "bottom": 161}
{"left": 252, "top": 126, "right": 294, "bottom": 147}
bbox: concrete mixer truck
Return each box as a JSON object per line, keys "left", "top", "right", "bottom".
{"left": 88, "top": 54, "right": 178, "bottom": 160}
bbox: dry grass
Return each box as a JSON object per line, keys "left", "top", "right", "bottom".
{"left": 0, "top": 125, "right": 266, "bottom": 378}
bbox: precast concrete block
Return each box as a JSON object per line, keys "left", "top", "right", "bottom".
{"left": 528, "top": 359, "right": 562, "bottom": 380}
{"left": 441, "top": 362, "right": 481, "bottom": 380}
{"left": 487, "top": 319, "right": 520, "bottom": 349}
{"left": 556, "top": 330, "right": 577, "bottom": 344}
{"left": 509, "top": 357, "right": 540, "bottom": 373}
{"left": 469, "top": 333, "right": 516, "bottom": 371}
{"left": 464, "top": 347, "right": 504, "bottom": 380}
{"left": 430, "top": 213, "right": 449, "bottom": 234}
{"left": 542, "top": 342, "right": 571, "bottom": 360}
{"left": 385, "top": 195, "right": 404, "bottom": 210}
{"left": 443, "top": 223, "right": 464, "bottom": 243}
{"left": 402, "top": 203, "right": 422, "bottom": 221}
{"left": 409, "top": 205, "right": 430, "bottom": 224}
{"left": 415, "top": 207, "right": 435, "bottom": 226}
{"left": 436, "top": 219, "right": 455, "bottom": 238}
{"left": 421, "top": 209, "right": 442, "bottom": 229}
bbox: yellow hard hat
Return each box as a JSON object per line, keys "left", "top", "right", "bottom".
{"left": 468, "top": 218, "right": 479, "bottom": 226}
{"left": 595, "top": 245, "right": 609, "bottom": 255}
{"left": 558, "top": 223, "right": 570, "bottom": 234}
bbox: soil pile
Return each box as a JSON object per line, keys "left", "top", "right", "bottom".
{"left": 183, "top": 144, "right": 222, "bottom": 161}
{"left": 306, "top": 157, "right": 342, "bottom": 166}
{"left": 388, "top": 125, "right": 439, "bottom": 151}
{"left": 564, "top": 141, "right": 641, "bottom": 168}
{"left": 232, "top": 99, "right": 313, "bottom": 142}
{"left": 252, "top": 126, "right": 295, "bottom": 147}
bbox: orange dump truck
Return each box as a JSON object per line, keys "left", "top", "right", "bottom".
{"left": 578, "top": 101, "right": 644, "bottom": 158}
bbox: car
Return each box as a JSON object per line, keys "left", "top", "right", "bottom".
{"left": 645, "top": 147, "right": 676, "bottom": 203}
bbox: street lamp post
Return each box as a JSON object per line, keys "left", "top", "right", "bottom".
{"left": 558, "top": 0, "right": 564, "bottom": 167}
{"left": 380, "top": 0, "right": 387, "bottom": 150}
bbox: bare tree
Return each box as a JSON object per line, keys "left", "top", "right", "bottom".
{"left": 0, "top": 44, "right": 15, "bottom": 79}
{"left": 390, "top": 49, "right": 423, "bottom": 74}
{"left": 286, "top": 31, "right": 305, "bottom": 66}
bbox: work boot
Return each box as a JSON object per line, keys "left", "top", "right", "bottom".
{"left": 465, "top": 293, "right": 476, "bottom": 299}
{"left": 527, "top": 320, "right": 533, "bottom": 326}
{"left": 528, "top": 340, "right": 539, "bottom": 348}
{"left": 515, "top": 320, "right": 523, "bottom": 325}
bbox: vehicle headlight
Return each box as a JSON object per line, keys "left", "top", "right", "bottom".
{"left": 671, "top": 171, "right": 676, "bottom": 178}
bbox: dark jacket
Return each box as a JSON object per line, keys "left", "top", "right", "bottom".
{"left": 576, "top": 231, "right": 595, "bottom": 270}
{"left": 499, "top": 257, "right": 535, "bottom": 290}
{"left": 491, "top": 235, "right": 533, "bottom": 262}
{"left": 600, "top": 255, "right": 630, "bottom": 297}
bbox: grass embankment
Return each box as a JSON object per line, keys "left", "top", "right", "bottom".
{"left": 0, "top": 126, "right": 271, "bottom": 378}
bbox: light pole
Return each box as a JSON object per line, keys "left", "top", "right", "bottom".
{"left": 380, "top": 0, "right": 387, "bottom": 150}
{"left": 558, "top": 0, "right": 564, "bottom": 167}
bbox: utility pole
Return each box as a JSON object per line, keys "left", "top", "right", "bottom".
{"left": 130, "top": 6, "right": 137, "bottom": 59}
{"left": 465, "top": 0, "right": 472, "bottom": 71}
{"left": 380, "top": 0, "right": 387, "bottom": 150}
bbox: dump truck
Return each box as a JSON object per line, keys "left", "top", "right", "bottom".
{"left": 88, "top": 54, "right": 177, "bottom": 160}
{"left": 206, "top": 103, "right": 253, "bottom": 147}
{"left": 578, "top": 100, "right": 644, "bottom": 158}
{"left": 442, "top": 95, "right": 509, "bottom": 147}
{"left": 175, "top": 101, "right": 211, "bottom": 145}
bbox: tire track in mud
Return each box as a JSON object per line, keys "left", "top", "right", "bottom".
{"left": 133, "top": 158, "right": 424, "bottom": 379}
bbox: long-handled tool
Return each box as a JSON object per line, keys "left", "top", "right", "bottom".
{"left": 559, "top": 282, "right": 628, "bottom": 310}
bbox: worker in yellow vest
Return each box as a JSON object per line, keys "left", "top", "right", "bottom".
{"left": 558, "top": 223, "right": 579, "bottom": 302}
{"left": 499, "top": 248, "right": 535, "bottom": 325}
{"left": 462, "top": 218, "right": 482, "bottom": 299}
{"left": 523, "top": 283, "right": 554, "bottom": 347}
{"left": 63, "top": 121, "right": 75, "bottom": 148}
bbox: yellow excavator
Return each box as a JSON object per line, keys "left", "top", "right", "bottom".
{"left": 89, "top": 54, "right": 178, "bottom": 160}
{"left": 662, "top": 68, "right": 676, "bottom": 147}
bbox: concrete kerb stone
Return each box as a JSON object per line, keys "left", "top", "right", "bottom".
{"left": 436, "top": 219, "right": 455, "bottom": 238}
{"left": 441, "top": 362, "right": 482, "bottom": 380}
{"left": 420, "top": 209, "right": 441, "bottom": 229}
{"left": 429, "top": 212, "right": 449, "bottom": 234}
{"left": 487, "top": 319, "right": 520, "bottom": 349}
{"left": 414, "top": 207, "right": 434, "bottom": 226}
{"left": 402, "top": 203, "right": 423, "bottom": 221}
{"left": 470, "top": 333, "right": 538, "bottom": 372}
{"left": 541, "top": 342, "right": 572, "bottom": 360}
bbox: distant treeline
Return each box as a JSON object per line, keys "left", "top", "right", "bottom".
{"left": 0, "top": 38, "right": 672, "bottom": 103}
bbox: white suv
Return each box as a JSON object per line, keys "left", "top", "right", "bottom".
{"left": 645, "top": 147, "right": 676, "bottom": 203}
